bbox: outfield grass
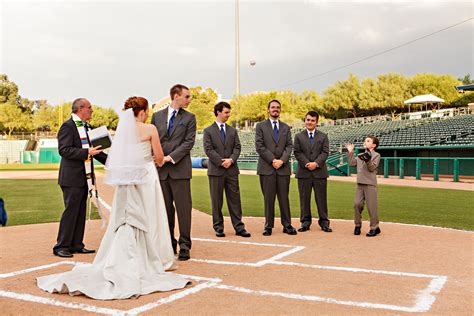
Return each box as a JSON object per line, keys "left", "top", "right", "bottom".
{"left": 0, "top": 179, "right": 99, "bottom": 226}
{"left": 0, "top": 164, "right": 104, "bottom": 171}
{"left": 1, "top": 174, "right": 473, "bottom": 230}
{"left": 191, "top": 173, "right": 474, "bottom": 231}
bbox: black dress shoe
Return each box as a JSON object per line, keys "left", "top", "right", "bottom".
{"left": 236, "top": 230, "right": 251, "bottom": 237}
{"left": 178, "top": 249, "right": 190, "bottom": 261}
{"left": 262, "top": 228, "right": 272, "bottom": 236}
{"left": 354, "top": 226, "right": 361, "bottom": 235}
{"left": 321, "top": 226, "right": 333, "bottom": 233}
{"left": 215, "top": 229, "right": 226, "bottom": 237}
{"left": 366, "top": 227, "right": 381, "bottom": 237}
{"left": 53, "top": 249, "right": 73, "bottom": 258}
{"left": 71, "top": 248, "right": 96, "bottom": 254}
{"left": 283, "top": 226, "right": 297, "bottom": 235}
{"left": 298, "top": 225, "right": 310, "bottom": 232}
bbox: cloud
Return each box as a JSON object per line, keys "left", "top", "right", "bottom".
{"left": 176, "top": 46, "right": 199, "bottom": 56}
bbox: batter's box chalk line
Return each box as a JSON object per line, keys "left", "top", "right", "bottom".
{"left": 0, "top": 237, "right": 448, "bottom": 314}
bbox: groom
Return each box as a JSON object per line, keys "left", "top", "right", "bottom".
{"left": 151, "top": 84, "right": 196, "bottom": 261}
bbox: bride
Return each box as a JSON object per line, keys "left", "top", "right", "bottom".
{"left": 37, "top": 96, "right": 190, "bottom": 300}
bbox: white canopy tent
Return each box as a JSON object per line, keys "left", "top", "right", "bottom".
{"left": 404, "top": 94, "right": 445, "bottom": 112}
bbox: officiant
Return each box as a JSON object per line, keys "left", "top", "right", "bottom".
{"left": 53, "top": 98, "right": 108, "bottom": 258}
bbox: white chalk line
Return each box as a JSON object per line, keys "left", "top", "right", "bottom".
{"left": 0, "top": 290, "right": 125, "bottom": 315}
{"left": 0, "top": 232, "right": 450, "bottom": 314}
{"left": 0, "top": 261, "right": 77, "bottom": 279}
{"left": 0, "top": 261, "right": 222, "bottom": 316}
{"left": 125, "top": 281, "right": 220, "bottom": 315}
{"left": 271, "top": 261, "right": 443, "bottom": 279}
{"left": 212, "top": 284, "right": 421, "bottom": 313}
{"left": 192, "top": 237, "right": 296, "bottom": 248}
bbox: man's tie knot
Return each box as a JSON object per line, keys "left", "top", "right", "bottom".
{"left": 309, "top": 131, "right": 314, "bottom": 144}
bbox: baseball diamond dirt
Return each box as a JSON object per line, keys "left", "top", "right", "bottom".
{"left": 0, "top": 171, "right": 472, "bottom": 315}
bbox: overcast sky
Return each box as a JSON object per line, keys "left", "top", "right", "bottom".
{"left": 1, "top": 0, "right": 472, "bottom": 110}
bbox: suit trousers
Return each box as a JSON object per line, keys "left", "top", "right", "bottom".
{"left": 259, "top": 173, "right": 291, "bottom": 229}
{"left": 208, "top": 174, "right": 245, "bottom": 233}
{"left": 297, "top": 178, "right": 330, "bottom": 228}
{"left": 354, "top": 184, "right": 379, "bottom": 229}
{"left": 54, "top": 185, "right": 89, "bottom": 252}
{"left": 160, "top": 178, "right": 192, "bottom": 251}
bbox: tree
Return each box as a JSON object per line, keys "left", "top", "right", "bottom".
{"left": 408, "top": 73, "right": 461, "bottom": 108}
{"left": 0, "top": 74, "right": 19, "bottom": 104}
{"left": 458, "top": 74, "right": 474, "bottom": 85}
{"left": 0, "top": 102, "right": 32, "bottom": 136}
{"left": 322, "top": 73, "right": 361, "bottom": 118}
{"left": 89, "top": 107, "right": 119, "bottom": 130}
{"left": 187, "top": 86, "right": 219, "bottom": 130}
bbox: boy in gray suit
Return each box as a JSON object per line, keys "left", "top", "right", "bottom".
{"left": 203, "top": 102, "right": 251, "bottom": 238}
{"left": 345, "top": 136, "right": 381, "bottom": 237}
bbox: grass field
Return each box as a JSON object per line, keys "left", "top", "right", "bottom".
{"left": 0, "top": 164, "right": 104, "bottom": 171}
{"left": 191, "top": 172, "right": 474, "bottom": 231}
{"left": 0, "top": 179, "right": 100, "bottom": 226}
{"left": 1, "top": 172, "right": 472, "bottom": 230}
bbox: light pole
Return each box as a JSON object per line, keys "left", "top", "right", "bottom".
{"left": 235, "top": 0, "right": 240, "bottom": 97}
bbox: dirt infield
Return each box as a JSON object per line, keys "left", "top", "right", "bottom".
{"left": 0, "top": 172, "right": 473, "bottom": 315}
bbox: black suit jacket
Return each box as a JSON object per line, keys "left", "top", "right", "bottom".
{"left": 255, "top": 120, "right": 293, "bottom": 176}
{"left": 293, "top": 129, "right": 329, "bottom": 179}
{"left": 203, "top": 123, "right": 240, "bottom": 176}
{"left": 57, "top": 118, "right": 107, "bottom": 187}
{"left": 151, "top": 107, "right": 196, "bottom": 180}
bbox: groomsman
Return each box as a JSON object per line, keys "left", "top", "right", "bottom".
{"left": 203, "top": 102, "right": 251, "bottom": 238}
{"left": 293, "top": 111, "right": 332, "bottom": 233}
{"left": 151, "top": 84, "right": 196, "bottom": 261}
{"left": 255, "top": 100, "right": 296, "bottom": 236}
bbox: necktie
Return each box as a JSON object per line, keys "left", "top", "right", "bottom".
{"left": 309, "top": 132, "right": 314, "bottom": 145}
{"left": 219, "top": 124, "right": 226, "bottom": 143}
{"left": 273, "top": 121, "right": 278, "bottom": 142}
{"left": 167, "top": 109, "right": 177, "bottom": 135}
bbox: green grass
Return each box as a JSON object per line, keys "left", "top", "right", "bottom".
{"left": 191, "top": 173, "right": 474, "bottom": 231}
{"left": 1, "top": 174, "right": 473, "bottom": 230}
{"left": 0, "top": 179, "right": 99, "bottom": 226}
{"left": 0, "top": 164, "right": 105, "bottom": 171}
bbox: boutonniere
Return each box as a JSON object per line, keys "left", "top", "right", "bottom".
{"left": 178, "top": 120, "right": 184, "bottom": 126}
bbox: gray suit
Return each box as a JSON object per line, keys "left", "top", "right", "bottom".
{"left": 203, "top": 123, "right": 245, "bottom": 233}
{"left": 151, "top": 107, "right": 196, "bottom": 251}
{"left": 347, "top": 150, "right": 381, "bottom": 229}
{"left": 255, "top": 119, "right": 293, "bottom": 229}
{"left": 293, "top": 129, "right": 330, "bottom": 228}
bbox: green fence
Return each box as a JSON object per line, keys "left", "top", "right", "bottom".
{"left": 377, "top": 157, "right": 473, "bottom": 182}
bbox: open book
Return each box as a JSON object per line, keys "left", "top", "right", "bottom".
{"left": 88, "top": 126, "right": 112, "bottom": 149}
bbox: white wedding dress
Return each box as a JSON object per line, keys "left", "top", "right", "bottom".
{"left": 37, "top": 141, "right": 190, "bottom": 300}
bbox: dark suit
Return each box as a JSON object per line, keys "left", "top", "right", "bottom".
{"left": 151, "top": 107, "right": 196, "bottom": 251}
{"left": 203, "top": 122, "right": 245, "bottom": 233}
{"left": 54, "top": 118, "right": 107, "bottom": 252}
{"left": 293, "top": 129, "right": 330, "bottom": 228}
{"left": 255, "top": 119, "right": 293, "bottom": 229}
